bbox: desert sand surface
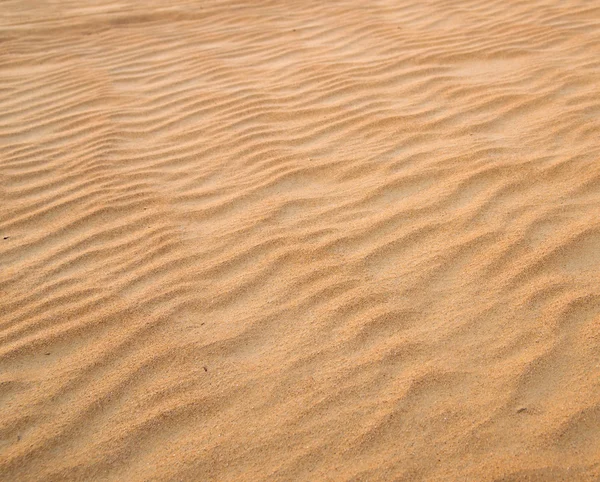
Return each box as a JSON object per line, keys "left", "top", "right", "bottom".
{"left": 1, "top": 0, "right": 600, "bottom": 480}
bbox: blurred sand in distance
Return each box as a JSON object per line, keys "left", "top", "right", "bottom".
{"left": 1, "top": 0, "right": 600, "bottom": 480}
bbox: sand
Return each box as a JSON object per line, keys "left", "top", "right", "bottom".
{"left": 1, "top": 0, "right": 600, "bottom": 480}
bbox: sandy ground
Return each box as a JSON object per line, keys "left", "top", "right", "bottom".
{"left": 1, "top": 0, "right": 600, "bottom": 480}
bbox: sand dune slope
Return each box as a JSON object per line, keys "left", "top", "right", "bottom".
{"left": 1, "top": 0, "right": 600, "bottom": 480}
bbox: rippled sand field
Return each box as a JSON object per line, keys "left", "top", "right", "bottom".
{"left": 1, "top": 0, "right": 600, "bottom": 480}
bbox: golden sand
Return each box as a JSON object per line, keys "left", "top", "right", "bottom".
{"left": 1, "top": 0, "right": 600, "bottom": 480}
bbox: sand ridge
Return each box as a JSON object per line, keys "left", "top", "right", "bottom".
{"left": 1, "top": 0, "right": 600, "bottom": 480}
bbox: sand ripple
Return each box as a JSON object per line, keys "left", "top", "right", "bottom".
{"left": 1, "top": 0, "right": 600, "bottom": 480}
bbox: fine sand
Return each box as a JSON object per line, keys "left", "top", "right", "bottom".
{"left": 1, "top": 1, "right": 600, "bottom": 480}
